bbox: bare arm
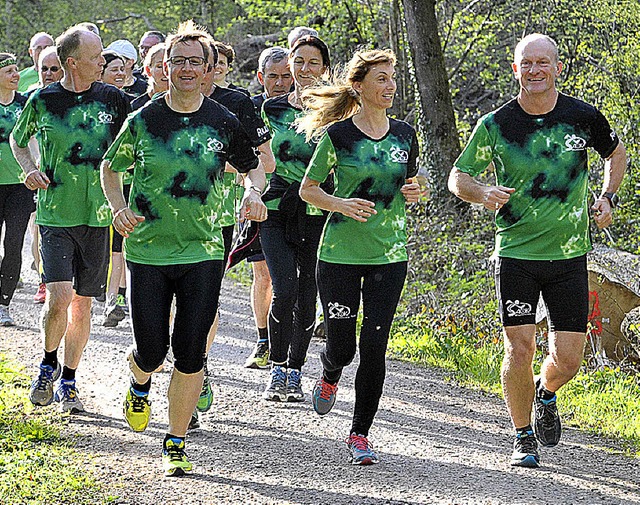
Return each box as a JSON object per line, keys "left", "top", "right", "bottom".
{"left": 299, "top": 175, "right": 376, "bottom": 223}
{"left": 100, "top": 159, "right": 144, "bottom": 237}
{"left": 10, "top": 133, "right": 50, "bottom": 189}
{"left": 447, "top": 167, "right": 514, "bottom": 211}
{"left": 256, "top": 140, "right": 276, "bottom": 174}
{"left": 591, "top": 141, "right": 627, "bottom": 229}
{"left": 238, "top": 164, "right": 268, "bottom": 222}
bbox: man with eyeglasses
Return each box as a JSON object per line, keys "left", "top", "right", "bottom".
{"left": 11, "top": 25, "right": 130, "bottom": 415}
{"left": 101, "top": 21, "right": 267, "bottom": 477}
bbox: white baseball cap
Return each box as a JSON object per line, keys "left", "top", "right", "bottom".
{"left": 106, "top": 39, "right": 137, "bottom": 62}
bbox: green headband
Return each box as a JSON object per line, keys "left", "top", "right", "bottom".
{"left": 0, "top": 58, "right": 17, "bottom": 69}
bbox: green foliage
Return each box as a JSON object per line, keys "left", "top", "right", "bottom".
{"left": 0, "top": 356, "right": 108, "bottom": 505}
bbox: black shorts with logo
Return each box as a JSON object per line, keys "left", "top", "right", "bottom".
{"left": 495, "top": 255, "right": 588, "bottom": 333}
{"left": 40, "top": 225, "right": 110, "bottom": 297}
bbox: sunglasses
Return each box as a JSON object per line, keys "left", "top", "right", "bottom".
{"left": 41, "top": 65, "right": 60, "bottom": 72}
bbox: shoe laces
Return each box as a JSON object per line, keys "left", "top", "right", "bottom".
{"left": 287, "top": 369, "right": 302, "bottom": 387}
{"left": 35, "top": 365, "right": 55, "bottom": 388}
{"left": 515, "top": 431, "right": 537, "bottom": 453}
{"left": 59, "top": 380, "right": 78, "bottom": 400}
{"left": 165, "top": 440, "right": 186, "bottom": 461}
{"left": 270, "top": 367, "right": 286, "bottom": 388}
{"left": 318, "top": 380, "right": 338, "bottom": 401}
{"left": 536, "top": 396, "right": 558, "bottom": 427}
{"left": 130, "top": 392, "right": 149, "bottom": 413}
{"left": 347, "top": 434, "right": 373, "bottom": 453}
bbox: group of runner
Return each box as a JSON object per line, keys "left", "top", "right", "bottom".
{"left": 0, "top": 21, "right": 626, "bottom": 478}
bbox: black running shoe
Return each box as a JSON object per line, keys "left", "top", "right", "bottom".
{"left": 534, "top": 385, "right": 561, "bottom": 447}
{"left": 510, "top": 430, "right": 540, "bottom": 468}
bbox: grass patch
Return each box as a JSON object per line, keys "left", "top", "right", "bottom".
{"left": 0, "top": 356, "right": 112, "bottom": 505}
{"left": 389, "top": 313, "right": 640, "bottom": 454}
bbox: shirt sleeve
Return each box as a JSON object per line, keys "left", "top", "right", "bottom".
{"left": 305, "top": 132, "right": 336, "bottom": 183}
{"left": 236, "top": 95, "right": 271, "bottom": 147}
{"left": 103, "top": 116, "right": 136, "bottom": 172}
{"left": 406, "top": 129, "right": 419, "bottom": 179}
{"left": 11, "top": 92, "right": 39, "bottom": 148}
{"left": 454, "top": 116, "right": 494, "bottom": 176}
{"left": 589, "top": 106, "right": 619, "bottom": 159}
{"left": 227, "top": 122, "right": 260, "bottom": 174}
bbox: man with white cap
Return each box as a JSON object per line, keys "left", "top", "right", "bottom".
{"left": 106, "top": 39, "right": 147, "bottom": 96}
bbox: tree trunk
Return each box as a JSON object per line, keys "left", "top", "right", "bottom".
{"left": 401, "top": 0, "right": 460, "bottom": 201}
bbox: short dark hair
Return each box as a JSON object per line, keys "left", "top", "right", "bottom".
{"left": 141, "top": 31, "right": 166, "bottom": 43}
{"left": 290, "top": 35, "right": 330, "bottom": 68}
{"left": 214, "top": 42, "right": 235, "bottom": 65}
{"left": 102, "top": 50, "right": 125, "bottom": 69}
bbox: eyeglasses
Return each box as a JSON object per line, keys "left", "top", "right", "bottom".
{"left": 41, "top": 65, "right": 60, "bottom": 72}
{"left": 167, "top": 56, "right": 206, "bottom": 67}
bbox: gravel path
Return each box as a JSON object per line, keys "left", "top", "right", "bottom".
{"left": 3, "top": 255, "right": 640, "bottom": 505}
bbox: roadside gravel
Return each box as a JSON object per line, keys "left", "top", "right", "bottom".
{"left": 2, "top": 261, "right": 639, "bottom": 505}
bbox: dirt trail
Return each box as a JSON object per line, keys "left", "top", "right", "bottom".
{"left": 2, "top": 259, "right": 640, "bottom": 505}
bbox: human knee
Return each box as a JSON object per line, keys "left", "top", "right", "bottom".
{"left": 45, "top": 284, "right": 74, "bottom": 313}
{"left": 172, "top": 349, "right": 204, "bottom": 375}
{"left": 129, "top": 346, "right": 167, "bottom": 375}
{"left": 504, "top": 330, "right": 536, "bottom": 367}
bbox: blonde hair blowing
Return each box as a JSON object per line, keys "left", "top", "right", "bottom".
{"left": 296, "top": 48, "right": 396, "bottom": 142}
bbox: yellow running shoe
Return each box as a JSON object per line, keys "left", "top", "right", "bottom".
{"left": 163, "top": 438, "right": 192, "bottom": 477}
{"left": 123, "top": 387, "right": 151, "bottom": 432}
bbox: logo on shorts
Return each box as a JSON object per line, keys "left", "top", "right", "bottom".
{"left": 256, "top": 126, "right": 269, "bottom": 138}
{"left": 98, "top": 111, "right": 114, "bottom": 124}
{"left": 505, "top": 299, "right": 533, "bottom": 318}
{"left": 390, "top": 146, "right": 409, "bottom": 163}
{"left": 206, "top": 137, "right": 225, "bottom": 153}
{"left": 328, "top": 302, "right": 352, "bottom": 319}
{"left": 564, "top": 134, "right": 587, "bottom": 151}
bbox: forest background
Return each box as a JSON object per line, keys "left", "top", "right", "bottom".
{"left": 2, "top": 0, "right": 640, "bottom": 448}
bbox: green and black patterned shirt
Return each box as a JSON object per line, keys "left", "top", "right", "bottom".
{"left": 0, "top": 93, "right": 27, "bottom": 185}
{"left": 12, "top": 81, "right": 130, "bottom": 227}
{"left": 306, "top": 117, "right": 418, "bottom": 265}
{"left": 103, "top": 95, "right": 259, "bottom": 266}
{"left": 455, "top": 93, "right": 619, "bottom": 260}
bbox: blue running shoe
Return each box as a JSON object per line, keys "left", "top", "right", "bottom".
{"left": 312, "top": 378, "right": 338, "bottom": 415}
{"left": 54, "top": 379, "right": 85, "bottom": 413}
{"left": 510, "top": 430, "right": 540, "bottom": 468}
{"left": 29, "top": 362, "right": 61, "bottom": 406}
{"left": 346, "top": 433, "right": 379, "bottom": 465}
{"left": 286, "top": 369, "right": 304, "bottom": 402}
{"left": 262, "top": 365, "right": 287, "bottom": 401}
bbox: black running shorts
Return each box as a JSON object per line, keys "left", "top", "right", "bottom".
{"left": 40, "top": 225, "right": 110, "bottom": 297}
{"left": 495, "top": 255, "right": 588, "bottom": 333}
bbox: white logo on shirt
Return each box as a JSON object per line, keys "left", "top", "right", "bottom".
{"left": 328, "top": 302, "right": 352, "bottom": 320}
{"left": 390, "top": 145, "right": 409, "bottom": 163}
{"left": 207, "top": 138, "right": 225, "bottom": 153}
{"left": 564, "top": 134, "right": 586, "bottom": 151}
{"left": 505, "top": 299, "right": 533, "bottom": 318}
{"left": 98, "top": 111, "right": 114, "bottom": 124}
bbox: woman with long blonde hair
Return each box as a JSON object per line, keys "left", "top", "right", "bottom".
{"left": 299, "top": 48, "right": 422, "bottom": 465}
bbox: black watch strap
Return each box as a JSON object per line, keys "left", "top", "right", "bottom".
{"left": 601, "top": 191, "right": 619, "bottom": 208}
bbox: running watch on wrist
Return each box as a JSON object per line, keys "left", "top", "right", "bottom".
{"left": 601, "top": 191, "right": 619, "bottom": 208}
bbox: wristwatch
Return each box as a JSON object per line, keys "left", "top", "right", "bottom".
{"left": 601, "top": 191, "right": 619, "bottom": 208}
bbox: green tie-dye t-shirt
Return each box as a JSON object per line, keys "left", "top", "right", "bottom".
{"left": 455, "top": 94, "right": 619, "bottom": 260}
{"left": 262, "top": 93, "right": 322, "bottom": 215}
{"left": 0, "top": 93, "right": 28, "bottom": 185}
{"left": 103, "top": 95, "right": 259, "bottom": 266}
{"left": 306, "top": 118, "right": 418, "bottom": 265}
{"left": 12, "top": 82, "right": 131, "bottom": 227}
